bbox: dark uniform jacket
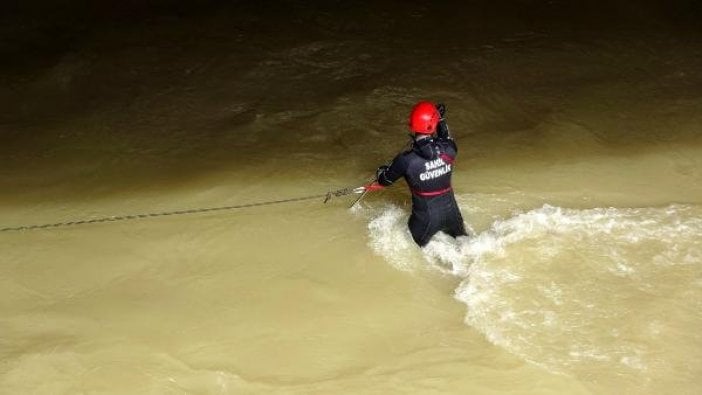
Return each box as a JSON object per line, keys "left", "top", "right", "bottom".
{"left": 377, "top": 120, "right": 466, "bottom": 246}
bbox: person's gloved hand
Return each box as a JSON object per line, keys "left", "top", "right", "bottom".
{"left": 376, "top": 165, "right": 389, "bottom": 180}
{"left": 435, "top": 103, "right": 446, "bottom": 119}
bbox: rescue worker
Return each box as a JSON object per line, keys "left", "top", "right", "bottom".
{"left": 370, "top": 101, "right": 467, "bottom": 247}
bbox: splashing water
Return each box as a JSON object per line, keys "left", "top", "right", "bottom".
{"left": 366, "top": 202, "right": 702, "bottom": 392}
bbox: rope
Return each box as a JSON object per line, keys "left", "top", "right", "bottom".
{"left": 0, "top": 186, "right": 359, "bottom": 233}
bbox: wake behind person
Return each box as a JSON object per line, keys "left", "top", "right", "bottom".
{"left": 371, "top": 101, "right": 467, "bottom": 247}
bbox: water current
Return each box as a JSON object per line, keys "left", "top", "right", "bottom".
{"left": 1, "top": 2, "right": 701, "bottom": 394}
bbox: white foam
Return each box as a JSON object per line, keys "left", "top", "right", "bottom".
{"left": 366, "top": 204, "right": 417, "bottom": 271}
{"left": 365, "top": 201, "right": 702, "bottom": 383}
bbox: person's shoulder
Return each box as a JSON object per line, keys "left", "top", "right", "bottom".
{"left": 391, "top": 149, "right": 415, "bottom": 168}
{"left": 399, "top": 148, "right": 415, "bottom": 157}
{"left": 436, "top": 136, "right": 457, "bottom": 146}
{"left": 435, "top": 135, "right": 454, "bottom": 142}
{"left": 396, "top": 149, "right": 414, "bottom": 162}
{"left": 436, "top": 137, "right": 458, "bottom": 152}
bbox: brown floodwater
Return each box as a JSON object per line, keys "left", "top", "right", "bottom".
{"left": 1, "top": 2, "right": 701, "bottom": 394}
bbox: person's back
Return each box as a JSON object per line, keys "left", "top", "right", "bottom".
{"left": 374, "top": 101, "right": 467, "bottom": 246}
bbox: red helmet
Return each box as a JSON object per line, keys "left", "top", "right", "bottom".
{"left": 408, "top": 101, "right": 440, "bottom": 134}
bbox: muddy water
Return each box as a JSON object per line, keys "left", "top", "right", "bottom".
{"left": 1, "top": 2, "right": 702, "bottom": 394}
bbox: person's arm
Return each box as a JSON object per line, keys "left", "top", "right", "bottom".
{"left": 437, "top": 119, "right": 451, "bottom": 140}
{"left": 376, "top": 154, "right": 408, "bottom": 186}
{"left": 435, "top": 103, "right": 457, "bottom": 151}
{"left": 436, "top": 103, "right": 451, "bottom": 140}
